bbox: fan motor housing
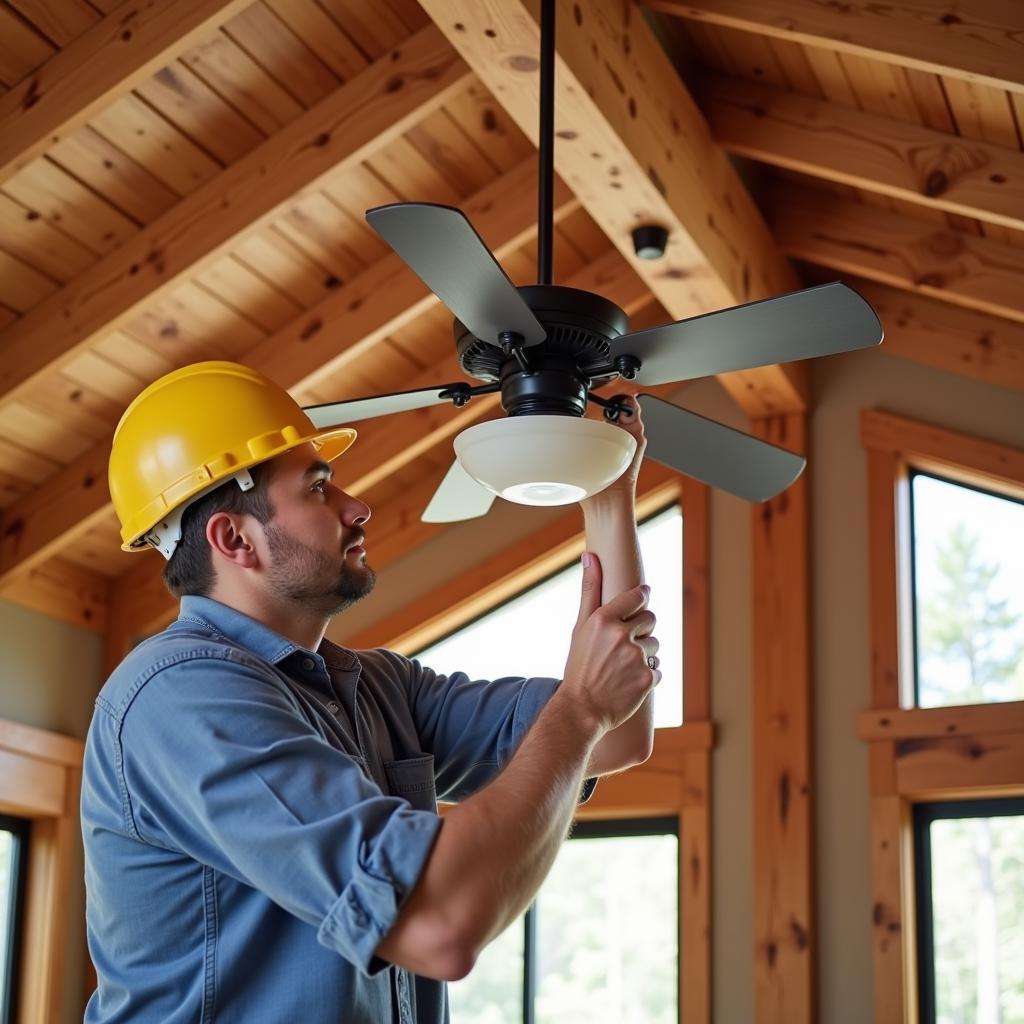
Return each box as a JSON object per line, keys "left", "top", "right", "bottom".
{"left": 455, "top": 285, "right": 629, "bottom": 416}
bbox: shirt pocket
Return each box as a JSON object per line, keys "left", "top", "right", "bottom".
{"left": 382, "top": 753, "right": 437, "bottom": 814}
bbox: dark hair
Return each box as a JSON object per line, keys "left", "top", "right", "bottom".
{"left": 162, "top": 463, "right": 274, "bottom": 599}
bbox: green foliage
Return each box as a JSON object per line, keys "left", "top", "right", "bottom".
{"left": 919, "top": 522, "right": 1024, "bottom": 705}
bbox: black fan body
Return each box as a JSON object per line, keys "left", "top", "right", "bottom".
{"left": 302, "top": 0, "right": 883, "bottom": 521}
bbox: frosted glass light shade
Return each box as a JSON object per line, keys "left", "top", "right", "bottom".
{"left": 453, "top": 415, "right": 637, "bottom": 506}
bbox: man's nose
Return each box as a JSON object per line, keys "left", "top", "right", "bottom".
{"left": 338, "top": 491, "right": 370, "bottom": 526}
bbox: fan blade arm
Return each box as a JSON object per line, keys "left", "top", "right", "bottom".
{"left": 608, "top": 281, "right": 882, "bottom": 386}
{"left": 366, "top": 202, "right": 546, "bottom": 349}
{"left": 636, "top": 394, "right": 805, "bottom": 502}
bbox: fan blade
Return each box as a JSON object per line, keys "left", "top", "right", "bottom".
{"left": 422, "top": 460, "right": 497, "bottom": 523}
{"left": 637, "top": 395, "right": 805, "bottom": 502}
{"left": 366, "top": 203, "right": 546, "bottom": 348}
{"left": 304, "top": 384, "right": 459, "bottom": 428}
{"left": 609, "top": 281, "right": 882, "bottom": 386}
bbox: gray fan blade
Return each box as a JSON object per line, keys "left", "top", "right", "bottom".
{"left": 366, "top": 203, "right": 546, "bottom": 348}
{"left": 304, "top": 384, "right": 458, "bottom": 428}
{"left": 422, "top": 460, "right": 497, "bottom": 523}
{"left": 610, "top": 282, "right": 882, "bottom": 385}
{"left": 637, "top": 395, "right": 805, "bottom": 502}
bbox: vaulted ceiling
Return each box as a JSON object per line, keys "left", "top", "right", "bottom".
{"left": 0, "top": 0, "right": 1021, "bottom": 641}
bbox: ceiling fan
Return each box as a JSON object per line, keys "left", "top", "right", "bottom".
{"left": 302, "top": 0, "right": 883, "bottom": 522}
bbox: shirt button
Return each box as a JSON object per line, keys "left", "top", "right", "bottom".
{"left": 301, "top": 657, "right": 315, "bottom": 671}
{"left": 327, "top": 701, "right": 340, "bottom": 714}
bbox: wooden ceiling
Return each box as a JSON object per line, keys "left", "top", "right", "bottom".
{"left": 0, "top": 0, "right": 1021, "bottom": 638}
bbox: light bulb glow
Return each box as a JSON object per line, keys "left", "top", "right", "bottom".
{"left": 501, "top": 481, "right": 587, "bottom": 505}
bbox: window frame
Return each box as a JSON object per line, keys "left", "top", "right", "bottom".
{"left": 912, "top": 796, "right": 1024, "bottom": 1024}
{"left": 0, "top": 719, "right": 83, "bottom": 1024}
{"left": 453, "top": 815, "right": 681, "bottom": 1024}
{"left": 346, "top": 464, "right": 712, "bottom": 1022}
{"left": 860, "top": 409, "right": 1024, "bottom": 1023}
{"left": 0, "top": 813, "right": 29, "bottom": 1024}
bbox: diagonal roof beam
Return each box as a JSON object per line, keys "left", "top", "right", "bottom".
{"left": 0, "top": 160, "right": 579, "bottom": 592}
{"left": 643, "top": 0, "right": 1024, "bottom": 94}
{"left": 0, "top": 24, "right": 472, "bottom": 419}
{"left": 0, "top": 0, "right": 255, "bottom": 185}
{"left": 702, "top": 73, "right": 1024, "bottom": 233}
{"left": 418, "top": 0, "right": 808, "bottom": 418}
{"left": 770, "top": 182, "right": 1024, "bottom": 324}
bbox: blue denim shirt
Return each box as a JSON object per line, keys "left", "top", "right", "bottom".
{"left": 82, "top": 596, "right": 569, "bottom": 1023}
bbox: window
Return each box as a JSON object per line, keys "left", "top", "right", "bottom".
{"left": 910, "top": 472, "right": 1024, "bottom": 708}
{"left": 415, "top": 504, "right": 684, "bottom": 727}
{"left": 449, "top": 818, "right": 679, "bottom": 1023}
{"left": 0, "top": 815, "right": 28, "bottom": 1024}
{"left": 913, "top": 798, "right": 1024, "bottom": 1024}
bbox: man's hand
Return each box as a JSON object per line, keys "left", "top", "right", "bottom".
{"left": 560, "top": 552, "right": 660, "bottom": 735}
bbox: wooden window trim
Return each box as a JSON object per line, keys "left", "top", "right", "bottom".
{"left": 347, "top": 463, "right": 712, "bottom": 1023}
{"left": 0, "top": 718, "right": 83, "bottom": 1024}
{"left": 860, "top": 409, "right": 1024, "bottom": 1023}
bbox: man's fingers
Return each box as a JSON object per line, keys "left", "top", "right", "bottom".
{"left": 575, "top": 551, "right": 603, "bottom": 629}
{"left": 602, "top": 582, "right": 650, "bottom": 622}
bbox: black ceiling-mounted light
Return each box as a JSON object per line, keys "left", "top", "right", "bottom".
{"left": 632, "top": 224, "right": 670, "bottom": 260}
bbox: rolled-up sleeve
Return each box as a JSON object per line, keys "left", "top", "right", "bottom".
{"left": 117, "top": 651, "right": 441, "bottom": 976}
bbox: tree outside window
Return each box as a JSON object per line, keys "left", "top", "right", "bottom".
{"left": 911, "top": 473, "right": 1024, "bottom": 708}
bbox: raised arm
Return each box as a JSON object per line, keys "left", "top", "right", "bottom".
{"left": 375, "top": 564, "right": 657, "bottom": 980}
{"left": 580, "top": 398, "right": 658, "bottom": 775}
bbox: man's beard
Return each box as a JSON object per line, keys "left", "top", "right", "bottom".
{"left": 264, "top": 523, "right": 376, "bottom": 618}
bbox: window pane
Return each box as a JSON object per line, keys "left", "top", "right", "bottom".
{"left": 448, "top": 908, "right": 524, "bottom": 1023}
{"left": 534, "top": 833, "right": 678, "bottom": 1024}
{"left": 912, "top": 474, "right": 1024, "bottom": 707}
{"left": 0, "top": 829, "right": 14, "bottom": 1019}
{"left": 927, "top": 814, "right": 1024, "bottom": 1024}
{"left": 417, "top": 505, "right": 683, "bottom": 727}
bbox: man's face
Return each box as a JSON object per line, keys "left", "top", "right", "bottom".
{"left": 259, "top": 444, "right": 375, "bottom": 617}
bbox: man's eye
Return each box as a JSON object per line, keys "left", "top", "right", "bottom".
{"left": 311, "top": 478, "right": 329, "bottom": 494}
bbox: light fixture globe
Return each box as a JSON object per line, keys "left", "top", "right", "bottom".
{"left": 453, "top": 416, "right": 637, "bottom": 506}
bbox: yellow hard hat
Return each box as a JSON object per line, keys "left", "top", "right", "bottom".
{"left": 110, "top": 361, "right": 357, "bottom": 557}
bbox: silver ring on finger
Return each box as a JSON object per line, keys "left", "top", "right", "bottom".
{"left": 647, "top": 655, "right": 659, "bottom": 670}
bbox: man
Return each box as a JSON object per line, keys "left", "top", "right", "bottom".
{"left": 83, "top": 360, "right": 659, "bottom": 1022}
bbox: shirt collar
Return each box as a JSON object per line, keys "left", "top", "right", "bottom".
{"left": 178, "top": 595, "right": 313, "bottom": 667}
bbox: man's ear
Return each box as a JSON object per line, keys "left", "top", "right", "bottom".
{"left": 206, "top": 511, "right": 260, "bottom": 569}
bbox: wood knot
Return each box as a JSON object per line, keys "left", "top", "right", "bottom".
{"left": 299, "top": 317, "right": 322, "bottom": 341}
{"left": 923, "top": 169, "right": 948, "bottom": 197}
{"left": 939, "top": 12, "right": 961, "bottom": 24}
{"left": 508, "top": 55, "right": 539, "bottom": 72}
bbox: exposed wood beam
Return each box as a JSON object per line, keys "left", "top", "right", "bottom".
{"left": 751, "top": 411, "right": 814, "bottom": 1023}
{"left": 847, "top": 279, "right": 1024, "bottom": 393}
{"left": 0, "top": 557, "right": 109, "bottom": 633}
{"left": 0, "top": 0, "right": 255, "bottom": 185}
{"left": 418, "top": 0, "right": 808, "bottom": 417}
{"left": 0, "top": 158, "right": 577, "bottom": 593}
{"left": 99, "top": 248, "right": 656, "bottom": 650}
{"left": 770, "top": 183, "right": 1024, "bottom": 324}
{"left": 643, "top": 0, "right": 1024, "bottom": 94}
{"left": 702, "top": 73, "right": 1024, "bottom": 232}
{"left": 0, "top": 24, "right": 472, "bottom": 418}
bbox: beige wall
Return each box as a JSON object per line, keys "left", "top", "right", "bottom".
{"left": 0, "top": 598, "right": 103, "bottom": 1024}
{"left": 331, "top": 350, "right": 1022, "bottom": 1023}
